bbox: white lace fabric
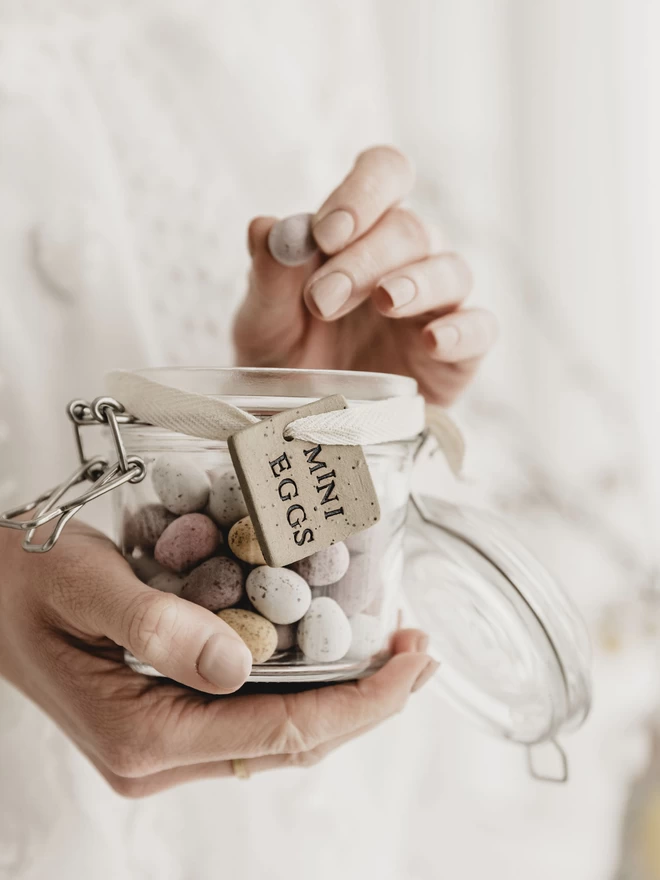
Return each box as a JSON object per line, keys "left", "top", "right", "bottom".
{"left": 0, "top": 4, "right": 653, "bottom": 880}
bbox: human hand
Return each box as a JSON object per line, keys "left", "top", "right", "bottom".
{"left": 0, "top": 522, "right": 435, "bottom": 796}
{"left": 233, "top": 145, "right": 497, "bottom": 405}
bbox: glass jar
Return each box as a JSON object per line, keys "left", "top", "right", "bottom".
{"left": 117, "top": 367, "right": 417, "bottom": 684}
{"left": 0, "top": 365, "right": 592, "bottom": 774}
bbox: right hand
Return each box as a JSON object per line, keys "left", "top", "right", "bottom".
{"left": 0, "top": 521, "right": 436, "bottom": 797}
{"left": 234, "top": 145, "right": 498, "bottom": 405}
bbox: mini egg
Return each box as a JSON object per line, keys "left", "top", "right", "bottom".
{"left": 148, "top": 571, "right": 185, "bottom": 595}
{"left": 151, "top": 454, "right": 210, "bottom": 515}
{"left": 154, "top": 513, "right": 222, "bottom": 573}
{"left": 346, "top": 614, "right": 384, "bottom": 661}
{"left": 246, "top": 566, "right": 311, "bottom": 625}
{"left": 123, "top": 504, "right": 176, "bottom": 551}
{"left": 292, "top": 542, "right": 350, "bottom": 587}
{"left": 273, "top": 623, "right": 297, "bottom": 652}
{"left": 181, "top": 557, "right": 244, "bottom": 611}
{"left": 325, "top": 553, "right": 381, "bottom": 616}
{"left": 207, "top": 469, "right": 249, "bottom": 527}
{"left": 297, "top": 597, "right": 352, "bottom": 663}
{"left": 129, "top": 552, "right": 168, "bottom": 584}
{"left": 267, "top": 213, "right": 317, "bottom": 267}
{"left": 228, "top": 516, "right": 266, "bottom": 565}
{"left": 217, "top": 608, "right": 278, "bottom": 664}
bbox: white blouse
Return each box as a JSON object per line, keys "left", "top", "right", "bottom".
{"left": 0, "top": 3, "right": 655, "bottom": 879}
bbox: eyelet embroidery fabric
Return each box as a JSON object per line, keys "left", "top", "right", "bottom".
{"left": 0, "top": 3, "right": 654, "bottom": 880}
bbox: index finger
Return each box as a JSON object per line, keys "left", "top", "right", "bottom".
{"left": 313, "top": 145, "right": 416, "bottom": 254}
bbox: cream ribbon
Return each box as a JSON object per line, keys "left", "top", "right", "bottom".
{"left": 106, "top": 370, "right": 464, "bottom": 473}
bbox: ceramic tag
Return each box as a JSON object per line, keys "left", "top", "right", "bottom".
{"left": 228, "top": 395, "right": 381, "bottom": 567}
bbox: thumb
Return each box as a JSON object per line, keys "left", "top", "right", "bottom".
{"left": 233, "top": 216, "right": 322, "bottom": 366}
{"left": 115, "top": 585, "right": 253, "bottom": 694}
{"left": 79, "top": 556, "right": 253, "bottom": 694}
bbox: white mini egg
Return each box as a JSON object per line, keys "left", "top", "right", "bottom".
{"left": 297, "top": 597, "right": 352, "bottom": 662}
{"left": 246, "top": 566, "right": 311, "bottom": 625}
{"left": 129, "top": 553, "right": 168, "bottom": 584}
{"left": 148, "top": 571, "right": 185, "bottom": 596}
{"left": 151, "top": 454, "right": 210, "bottom": 515}
{"left": 292, "top": 542, "right": 350, "bottom": 587}
{"left": 207, "top": 469, "right": 249, "bottom": 527}
{"left": 346, "top": 614, "right": 384, "bottom": 660}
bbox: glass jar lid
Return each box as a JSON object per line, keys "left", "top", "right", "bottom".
{"left": 133, "top": 367, "right": 418, "bottom": 409}
{"left": 404, "top": 494, "right": 592, "bottom": 748}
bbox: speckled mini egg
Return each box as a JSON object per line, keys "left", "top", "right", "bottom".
{"left": 325, "top": 553, "right": 381, "bottom": 616}
{"left": 292, "top": 542, "right": 350, "bottom": 587}
{"left": 217, "top": 608, "right": 278, "bottom": 664}
{"left": 207, "top": 469, "right": 249, "bottom": 528}
{"left": 154, "top": 513, "right": 222, "bottom": 573}
{"left": 267, "top": 213, "right": 317, "bottom": 267}
{"left": 228, "top": 516, "right": 266, "bottom": 565}
{"left": 151, "top": 454, "right": 210, "bottom": 515}
{"left": 123, "top": 504, "right": 176, "bottom": 552}
{"left": 273, "top": 623, "right": 297, "bottom": 652}
{"left": 246, "top": 566, "right": 311, "bottom": 625}
{"left": 148, "top": 571, "right": 185, "bottom": 595}
{"left": 181, "top": 557, "right": 244, "bottom": 611}
{"left": 297, "top": 597, "right": 352, "bottom": 662}
{"left": 346, "top": 614, "right": 384, "bottom": 661}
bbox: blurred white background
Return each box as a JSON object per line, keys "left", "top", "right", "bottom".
{"left": 380, "top": 0, "right": 660, "bottom": 531}
{"left": 1, "top": 1, "right": 660, "bottom": 878}
{"left": 380, "top": 3, "right": 660, "bottom": 876}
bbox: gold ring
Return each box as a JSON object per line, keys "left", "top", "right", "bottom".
{"left": 231, "top": 758, "right": 251, "bottom": 780}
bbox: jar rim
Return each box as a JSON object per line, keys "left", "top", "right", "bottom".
{"left": 133, "top": 367, "right": 418, "bottom": 401}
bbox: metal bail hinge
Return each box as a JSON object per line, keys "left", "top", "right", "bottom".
{"left": 0, "top": 397, "right": 145, "bottom": 552}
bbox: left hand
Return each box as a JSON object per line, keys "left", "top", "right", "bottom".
{"left": 0, "top": 521, "right": 435, "bottom": 796}
{"left": 234, "top": 145, "right": 498, "bottom": 405}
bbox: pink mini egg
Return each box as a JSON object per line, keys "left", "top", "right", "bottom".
{"left": 324, "top": 553, "right": 382, "bottom": 616}
{"left": 123, "top": 504, "right": 176, "bottom": 552}
{"left": 155, "top": 513, "right": 222, "bottom": 573}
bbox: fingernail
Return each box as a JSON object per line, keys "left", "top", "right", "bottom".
{"left": 415, "top": 633, "right": 430, "bottom": 654}
{"left": 308, "top": 272, "right": 353, "bottom": 318}
{"left": 377, "top": 277, "right": 417, "bottom": 310}
{"left": 426, "top": 324, "right": 460, "bottom": 355}
{"left": 197, "top": 633, "right": 252, "bottom": 692}
{"left": 313, "top": 210, "right": 355, "bottom": 253}
{"left": 412, "top": 659, "right": 440, "bottom": 693}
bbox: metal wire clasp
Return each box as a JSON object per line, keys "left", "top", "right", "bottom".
{"left": 0, "top": 397, "right": 146, "bottom": 552}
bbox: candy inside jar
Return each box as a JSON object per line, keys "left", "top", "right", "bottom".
{"left": 121, "top": 452, "right": 409, "bottom": 680}
{"left": 0, "top": 364, "right": 591, "bottom": 763}
{"left": 115, "top": 368, "right": 417, "bottom": 684}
